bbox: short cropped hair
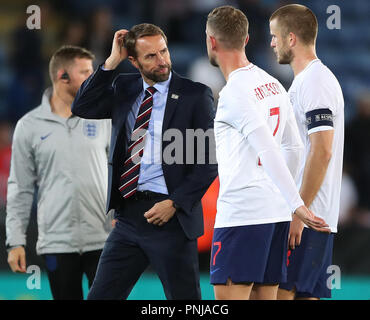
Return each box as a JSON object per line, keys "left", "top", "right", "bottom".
{"left": 124, "top": 23, "right": 168, "bottom": 58}
{"left": 207, "top": 6, "right": 249, "bottom": 50}
{"left": 270, "top": 4, "right": 318, "bottom": 45}
{"left": 49, "top": 45, "right": 94, "bottom": 82}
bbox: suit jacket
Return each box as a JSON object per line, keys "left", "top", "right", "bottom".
{"left": 72, "top": 66, "right": 218, "bottom": 240}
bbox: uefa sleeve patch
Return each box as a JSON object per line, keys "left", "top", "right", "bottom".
{"left": 305, "top": 108, "right": 333, "bottom": 131}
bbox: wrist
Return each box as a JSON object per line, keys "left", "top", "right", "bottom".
{"left": 169, "top": 200, "right": 180, "bottom": 210}
{"left": 6, "top": 245, "right": 24, "bottom": 253}
{"left": 104, "top": 57, "right": 120, "bottom": 70}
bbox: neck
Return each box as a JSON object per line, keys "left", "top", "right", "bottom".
{"left": 142, "top": 76, "right": 156, "bottom": 87}
{"left": 217, "top": 50, "right": 250, "bottom": 81}
{"left": 50, "top": 86, "right": 73, "bottom": 118}
{"left": 290, "top": 45, "right": 318, "bottom": 77}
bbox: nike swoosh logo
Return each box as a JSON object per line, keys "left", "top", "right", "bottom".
{"left": 40, "top": 132, "right": 52, "bottom": 140}
{"left": 210, "top": 268, "right": 220, "bottom": 275}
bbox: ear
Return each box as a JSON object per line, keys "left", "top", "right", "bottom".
{"left": 57, "top": 69, "right": 69, "bottom": 83}
{"left": 209, "top": 35, "right": 217, "bottom": 51}
{"left": 128, "top": 56, "right": 139, "bottom": 70}
{"left": 288, "top": 32, "right": 297, "bottom": 47}
{"left": 245, "top": 34, "right": 250, "bottom": 46}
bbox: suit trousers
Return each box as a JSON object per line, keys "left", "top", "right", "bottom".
{"left": 87, "top": 194, "right": 201, "bottom": 300}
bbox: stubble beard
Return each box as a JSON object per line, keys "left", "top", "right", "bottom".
{"left": 139, "top": 62, "right": 172, "bottom": 83}
{"left": 276, "top": 46, "right": 294, "bottom": 65}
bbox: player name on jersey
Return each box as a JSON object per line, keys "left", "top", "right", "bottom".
{"left": 254, "top": 82, "right": 282, "bottom": 101}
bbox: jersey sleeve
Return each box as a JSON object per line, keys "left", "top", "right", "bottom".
{"left": 299, "top": 76, "right": 335, "bottom": 135}
{"left": 248, "top": 124, "right": 304, "bottom": 212}
{"left": 281, "top": 97, "right": 304, "bottom": 180}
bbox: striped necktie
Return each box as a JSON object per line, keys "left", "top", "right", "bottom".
{"left": 119, "top": 86, "right": 156, "bottom": 198}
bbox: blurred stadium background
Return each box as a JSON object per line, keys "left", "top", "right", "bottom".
{"left": 0, "top": 0, "right": 369, "bottom": 300}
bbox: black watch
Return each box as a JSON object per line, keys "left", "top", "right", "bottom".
{"left": 172, "top": 202, "right": 180, "bottom": 210}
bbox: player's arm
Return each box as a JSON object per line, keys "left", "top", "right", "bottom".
{"left": 289, "top": 106, "right": 334, "bottom": 248}
{"left": 300, "top": 130, "right": 333, "bottom": 207}
{"left": 298, "top": 77, "right": 336, "bottom": 208}
{"left": 6, "top": 121, "right": 37, "bottom": 273}
{"left": 247, "top": 124, "right": 328, "bottom": 231}
{"left": 280, "top": 101, "right": 305, "bottom": 249}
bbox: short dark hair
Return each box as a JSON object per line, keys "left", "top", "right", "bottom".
{"left": 207, "top": 6, "right": 249, "bottom": 50}
{"left": 270, "top": 4, "right": 318, "bottom": 45}
{"left": 49, "top": 45, "right": 94, "bottom": 82}
{"left": 124, "top": 23, "right": 167, "bottom": 58}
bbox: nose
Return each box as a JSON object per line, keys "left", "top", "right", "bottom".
{"left": 156, "top": 53, "right": 165, "bottom": 65}
{"left": 270, "top": 38, "right": 275, "bottom": 48}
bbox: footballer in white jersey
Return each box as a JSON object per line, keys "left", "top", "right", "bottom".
{"left": 289, "top": 59, "right": 344, "bottom": 233}
{"left": 214, "top": 63, "right": 304, "bottom": 228}
{"left": 206, "top": 5, "right": 328, "bottom": 301}
{"left": 270, "top": 4, "right": 344, "bottom": 300}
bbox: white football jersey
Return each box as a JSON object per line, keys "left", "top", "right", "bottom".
{"left": 214, "top": 64, "right": 303, "bottom": 228}
{"left": 289, "top": 59, "right": 344, "bottom": 233}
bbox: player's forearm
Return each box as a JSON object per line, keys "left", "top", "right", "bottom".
{"left": 248, "top": 125, "right": 304, "bottom": 212}
{"left": 5, "top": 210, "right": 30, "bottom": 247}
{"left": 300, "top": 147, "right": 332, "bottom": 208}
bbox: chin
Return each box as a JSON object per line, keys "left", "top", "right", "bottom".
{"left": 276, "top": 49, "right": 293, "bottom": 65}
{"left": 209, "top": 56, "right": 218, "bottom": 67}
{"left": 156, "top": 70, "right": 171, "bottom": 82}
{"left": 278, "top": 57, "right": 291, "bottom": 65}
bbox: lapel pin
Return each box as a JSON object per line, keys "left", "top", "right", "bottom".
{"left": 171, "top": 94, "right": 179, "bottom": 100}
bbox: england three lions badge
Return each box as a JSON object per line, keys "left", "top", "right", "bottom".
{"left": 83, "top": 121, "right": 98, "bottom": 139}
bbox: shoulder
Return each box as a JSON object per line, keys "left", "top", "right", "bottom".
{"left": 16, "top": 105, "right": 42, "bottom": 130}
{"left": 301, "top": 61, "right": 341, "bottom": 94}
{"left": 300, "top": 61, "right": 338, "bottom": 91}
{"left": 12, "top": 108, "right": 40, "bottom": 143}
{"left": 297, "top": 61, "right": 343, "bottom": 113}
{"left": 222, "top": 70, "right": 257, "bottom": 103}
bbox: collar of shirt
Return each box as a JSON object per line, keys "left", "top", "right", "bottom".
{"left": 38, "top": 87, "right": 79, "bottom": 125}
{"left": 125, "top": 72, "right": 172, "bottom": 144}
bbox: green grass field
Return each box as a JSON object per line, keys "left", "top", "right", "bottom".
{"left": 0, "top": 271, "right": 369, "bottom": 300}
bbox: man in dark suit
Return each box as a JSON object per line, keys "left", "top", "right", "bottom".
{"left": 72, "top": 23, "right": 217, "bottom": 300}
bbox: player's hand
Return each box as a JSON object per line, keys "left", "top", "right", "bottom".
{"left": 112, "top": 219, "right": 117, "bottom": 228}
{"left": 104, "top": 29, "right": 129, "bottom": 70}
{"left": 144, "top": 200, "right": 176, "bottom": 226}
{"left": 288, "top": 214, "right": 305, "bottom": 250}
{"left": 7, "top": 246, "right": 26, "bottom": 273}
{"left": 294, "top": 205, "right": 330, "bottom": 233}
